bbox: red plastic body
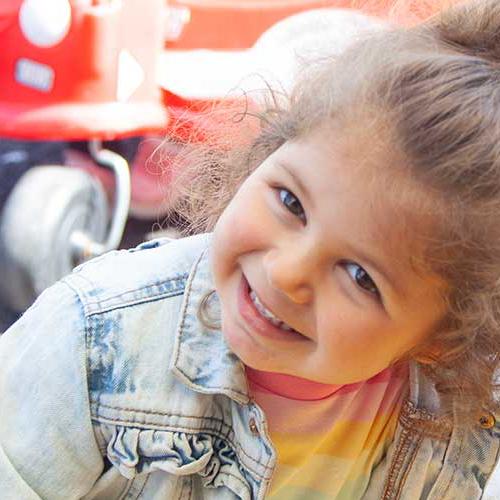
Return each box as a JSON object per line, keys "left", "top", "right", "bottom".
{"left": 166, "top": 0, "right": 449, "bottom": 50}
{"left": 0, "top": 0, "right": 168, "bottom": 140}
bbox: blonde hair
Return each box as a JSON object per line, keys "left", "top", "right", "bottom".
{"left": 168, "top": 0, "right": 500, "bottom": 425}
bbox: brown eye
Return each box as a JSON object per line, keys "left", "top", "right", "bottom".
{"left": 278, "top": 188, "right": 306, "bottom": 222}
{"left": 344, "top": 262, "right": 380, "bottom": 298}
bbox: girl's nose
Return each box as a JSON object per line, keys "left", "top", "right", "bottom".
{"left": 264, "top": 248, "right": 314, "bottom": 304}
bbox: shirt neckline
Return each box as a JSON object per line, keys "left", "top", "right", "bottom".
{"left": 245, "top": 365, "right": 345, "bottom": 401}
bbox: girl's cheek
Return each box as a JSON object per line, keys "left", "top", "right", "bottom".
{"left": 227, "top": 190, "right": 274, "bottom": 246}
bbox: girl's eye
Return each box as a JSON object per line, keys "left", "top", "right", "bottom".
{"left": 278, "top": 188, "right": 306, "bottom": 222}
{"left": 344, "top": 262, "right": 380, "bottom": 299}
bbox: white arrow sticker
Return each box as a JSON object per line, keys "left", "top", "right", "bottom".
{"left": 117, "top": 49, "right": 145, "bottom": 102}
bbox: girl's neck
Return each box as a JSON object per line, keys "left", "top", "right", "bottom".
{"left": 245, "top": 365, "right": 344, "bottom": 401}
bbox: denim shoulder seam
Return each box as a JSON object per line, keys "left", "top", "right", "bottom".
{"left": 64, "top": 277, "right": 112, "bottom": 421}
{"left": 55, "top": 279, "right": 98, "bottom": 448}
{"left": 62, "top": 272, "right": 189, "bottom": 317}
{"left": 85, "top": 287, "right": 187, "bottom": 317}
{"left": 82, "top": 273, "right": 189, "bottom": 308}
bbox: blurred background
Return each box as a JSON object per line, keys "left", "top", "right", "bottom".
{"left": 0, "top": 0, "right": 453, "bottom": 331}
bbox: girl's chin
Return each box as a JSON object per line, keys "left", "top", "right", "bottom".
{"left": 222, "top": 328, "right": 279, "bottom": 370}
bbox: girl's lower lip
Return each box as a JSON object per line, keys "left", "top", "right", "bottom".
{"left": 237, "top": 274, "right": 305, "bottom": 342}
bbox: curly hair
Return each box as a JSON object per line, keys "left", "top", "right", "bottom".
{"left": 166, "top": 0, "right": 500, "bottom": 426}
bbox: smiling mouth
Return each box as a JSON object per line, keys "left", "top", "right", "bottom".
{"left": 248, "top": 288, "right": 296, "bottom": 332}
{"left": 238, "top": 274, "right": 306, "bottom": 342}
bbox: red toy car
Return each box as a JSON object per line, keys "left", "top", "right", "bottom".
{"left": 0, "top": 0, "right": 168, "bottom": 312}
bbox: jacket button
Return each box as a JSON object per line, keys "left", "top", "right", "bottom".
{"left": 249, "top": 417, "right": 260, "bottom": 436}
{"left": 479, "top": 413, "right": 496, "bottom": 429}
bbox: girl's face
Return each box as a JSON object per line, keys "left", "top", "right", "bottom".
{"left": 211, "top": 127, "right": 446, "bottom": 384}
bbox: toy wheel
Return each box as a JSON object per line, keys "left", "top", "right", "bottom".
{"left": 0, "top": 166, "right": 108, "bottom": 312}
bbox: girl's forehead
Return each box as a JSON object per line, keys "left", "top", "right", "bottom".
{"left": 279, "top": 124, "right": 422, "bottom": 208}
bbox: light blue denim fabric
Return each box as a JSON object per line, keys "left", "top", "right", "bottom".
{"left": 1, "top": 233, "right": 499, "bottom": 499}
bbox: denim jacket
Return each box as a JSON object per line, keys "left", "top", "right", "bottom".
{"left": 1, "top": 233, "right": 499, "bottom": 500}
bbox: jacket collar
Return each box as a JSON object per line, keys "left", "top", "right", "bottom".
{"left": 171, "top": 243, "right": 250, "bottom": 405}
{"left": 171, "top": 236, "right": 445, "bottom": 416}
{"left": 408, "top": 361, "right": 443, "bottom": 415}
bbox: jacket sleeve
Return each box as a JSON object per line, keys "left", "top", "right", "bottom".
{"left": 0, "top": 281, "right": 104, "bottom": 500}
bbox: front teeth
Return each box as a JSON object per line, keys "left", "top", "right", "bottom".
{"left": 249, "top": 289, "right": 294, "bottom": 332}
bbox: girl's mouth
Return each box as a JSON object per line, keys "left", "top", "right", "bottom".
{"left": 237, "top": 274, "right": 306, "bottom": 342}
{"left": 249, "top": 288, "right": 295, "bottom": 331}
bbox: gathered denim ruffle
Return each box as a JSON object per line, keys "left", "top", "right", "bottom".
{"left": 106, "top": 426, "right": 252, "bottom": 499}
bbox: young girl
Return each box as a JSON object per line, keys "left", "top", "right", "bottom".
{"left": 2, "top": 0, "right": 500, "bottom": 498}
